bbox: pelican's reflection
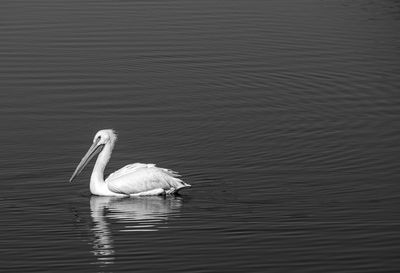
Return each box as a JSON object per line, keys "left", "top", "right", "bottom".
{"left": 90, "top": 196, "right": 183, "bottom": 266}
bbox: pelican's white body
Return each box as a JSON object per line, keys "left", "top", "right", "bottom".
{"left": 72, "top": 129, "right": 190, "bottom": 197}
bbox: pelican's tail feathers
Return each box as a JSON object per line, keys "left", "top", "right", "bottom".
{"left": 171, "top": 180, "right": 191, "bottom": 194}
{"left": 161, "top": 168, "right": 190, "bottom": 189}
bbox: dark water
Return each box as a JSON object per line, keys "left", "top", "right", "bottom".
{"left": 1, "top": 0, "right": 400, "bottom": 272}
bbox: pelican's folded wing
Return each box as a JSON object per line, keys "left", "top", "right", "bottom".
{"left": 106, "top": 163, "right": 154, "bottom": 182}
{"left": 106, "top": 164, "right": 190, "bottom": 195}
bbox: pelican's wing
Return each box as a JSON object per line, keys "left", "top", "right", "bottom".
{"left": 106, "top": 164, "right": 190, "bottom": 195}
{"left": 106, "top": 163, "right": 154, "bottom": 182}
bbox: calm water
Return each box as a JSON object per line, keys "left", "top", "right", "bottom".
{"left": 1, "top": 0, "right": 400, "bottom": 272}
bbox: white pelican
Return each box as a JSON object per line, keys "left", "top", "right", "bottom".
{"left": 70, "top": 129, "right": 191, "bottom": 197}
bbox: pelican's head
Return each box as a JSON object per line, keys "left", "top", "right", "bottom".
{"left": 93, "top": 129, "right": 118, "bottom": 146}
{"left": 69, "top": 129, "right": 117, "bottom": 183}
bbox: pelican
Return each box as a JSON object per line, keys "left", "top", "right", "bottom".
{"left": 70, "top": 129, "right": 191, "bottom": 197}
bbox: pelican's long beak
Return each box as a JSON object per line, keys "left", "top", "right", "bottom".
{"left": 70, "top": 138, "right": 104, "bottom": 183}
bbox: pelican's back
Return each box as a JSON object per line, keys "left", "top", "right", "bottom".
{"left": 106, "top": 163, "right": 190, "bottom": 195}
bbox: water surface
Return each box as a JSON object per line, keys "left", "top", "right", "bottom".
{"left": 0, "top": 0, "right": 399, "bottom": 272}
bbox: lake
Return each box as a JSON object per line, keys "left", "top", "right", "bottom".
{"left": 0, "top": 0, "right": 399, "bottom": 272}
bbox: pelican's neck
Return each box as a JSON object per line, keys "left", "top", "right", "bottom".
{"left": 90, "top": 142, "right": 114, "bottom": 195}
